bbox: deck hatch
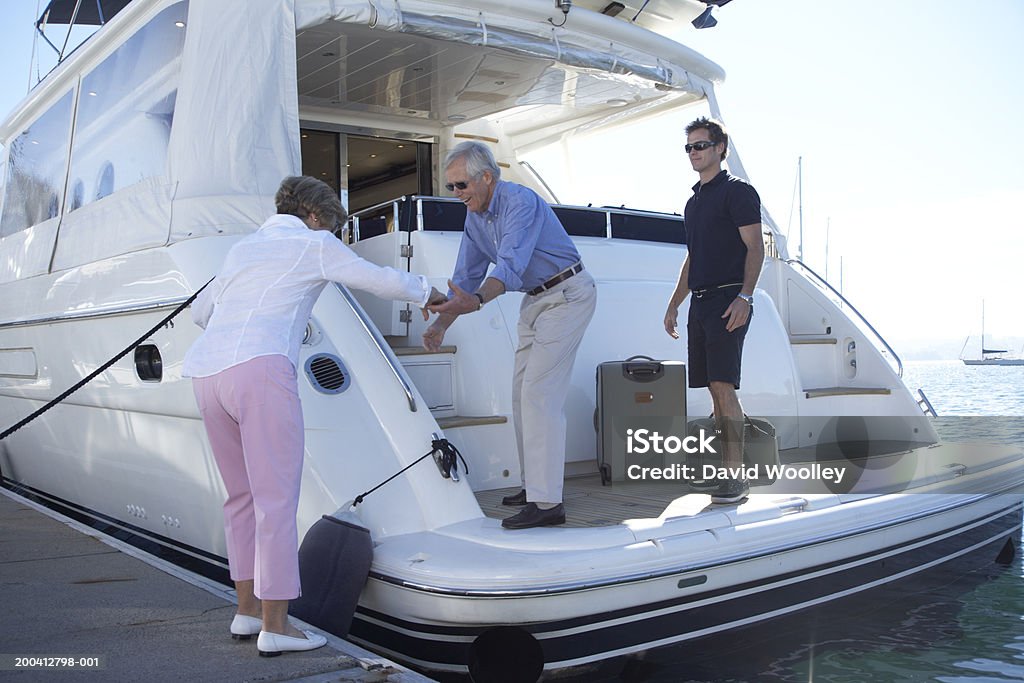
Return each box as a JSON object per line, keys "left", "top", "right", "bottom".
{"left": 305, "top": 354, "right": 350, "bottom": 394}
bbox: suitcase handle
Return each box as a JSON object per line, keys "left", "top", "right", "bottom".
{"left": 622, "top": 355, "right": 663, "bottom": 381}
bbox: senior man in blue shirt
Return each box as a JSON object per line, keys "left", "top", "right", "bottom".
{"left": 425, "top": 141, "right": 597, "bottom": 529}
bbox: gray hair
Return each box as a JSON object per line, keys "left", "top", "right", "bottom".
{"left": 444, "top": 141, "right": 501, "bottom": 181}
{"left": 274, "top": 175, "right": 347, "bottom": 228}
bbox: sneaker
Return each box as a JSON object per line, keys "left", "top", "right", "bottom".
{"left": 686, "top": 479, "right": 719, "bottom": 493}
{"left": 710, "top": 477, "right": 750, "bottom": 504}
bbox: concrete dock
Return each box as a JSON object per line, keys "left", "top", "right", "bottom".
{"left": 0, "top": 489, "right": 436, "bottom": 682}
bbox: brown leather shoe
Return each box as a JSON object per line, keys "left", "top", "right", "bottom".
{"left": 501, "top": 489, "right": 527, "bottom": 506}
{"left": 502, "top": 503, "right": 565, "bottom": 529}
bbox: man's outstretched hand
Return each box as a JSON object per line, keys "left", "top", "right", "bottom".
{"left": 428, "top": 280, "right": 479, "bottom": 316}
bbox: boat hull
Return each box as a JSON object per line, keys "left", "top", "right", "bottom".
{"left": 963, "top": 359, "right": 1024, "bottom": 366}
{"left": 346, "top": 492, "right": 1022, "bottom": 674}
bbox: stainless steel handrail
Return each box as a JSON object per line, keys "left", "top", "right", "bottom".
{"left": 786, "top": 259, "right": 903, "bottom": 378}
{"left": 333, "top": 283, "right": 417, "bottom": 412}
{"left": 0, "top": 297, "right": 189, "bottom": 329}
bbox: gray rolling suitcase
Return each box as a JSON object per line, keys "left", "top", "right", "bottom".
{"left": 596, "top": 355, "right": 687, "bottom": 484}
{"left": 686, "top": 416, "right": 780, "bottom": 486}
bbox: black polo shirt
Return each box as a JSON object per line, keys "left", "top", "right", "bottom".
{"left": 684, "top": 170, "right": 761, "bottom": 290}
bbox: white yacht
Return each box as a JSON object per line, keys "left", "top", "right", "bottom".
{"left": 1, "top": 0, "right": 1021, "bottom": 677}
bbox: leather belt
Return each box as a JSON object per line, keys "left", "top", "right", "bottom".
{"left": 526, "top": 263, "right": 584, "bottom": 296}
{"left": 691, "top": 282, "right": 743, "bottom": 299}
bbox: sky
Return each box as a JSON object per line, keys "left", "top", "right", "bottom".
{"left": 1, "top": 1, "right": 1022, "bottom": 359}
{"left": 526, "top": 1, "right": 1024, "bottom": 359}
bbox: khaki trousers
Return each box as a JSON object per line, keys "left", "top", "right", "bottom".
{"left": 512, "top": 271, "right": 597, "bottom": 504}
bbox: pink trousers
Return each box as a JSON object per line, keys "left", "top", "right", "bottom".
{"left": 193, "top": 354, "right": 304, "bottom": 600}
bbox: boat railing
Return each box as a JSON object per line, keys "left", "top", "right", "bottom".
{"left": 762, "top": 229, "right": 780, "bottom": 259}
{"left": 348, "top": 195, "right": 686, "bottom": 245}
{"left": 785, "top": 259, "right": 903, "bottom": 378}
{"left": 34, "top": 0, "right": 120, "bottom": 73}
{"left": 333, "top": 283, "right": 418, "bottom": 413}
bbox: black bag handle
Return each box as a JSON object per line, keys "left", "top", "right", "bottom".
{"left": 622, "top": 354, "right": 663, "bottom": 381}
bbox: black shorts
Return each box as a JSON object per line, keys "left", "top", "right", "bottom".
{"left": 687, "top": 286, "right": 752, "bottom": 389}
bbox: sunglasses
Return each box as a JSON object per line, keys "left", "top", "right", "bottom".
{"left": 444, "top": 180, "right": 471, "bottom": 192}
{"left": 685, "top": 140, "right": 718, "bottom": 153}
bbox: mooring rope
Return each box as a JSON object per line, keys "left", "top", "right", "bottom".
{"left": 352, "top": 437, "right": 468, "bottom": 507}
{"left": 0, "top": 279, "right": 214, "bottom": 444}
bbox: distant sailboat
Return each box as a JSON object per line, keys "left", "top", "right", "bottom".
{"left": 961, "top": 300, "right": 1024, "bottom": 366}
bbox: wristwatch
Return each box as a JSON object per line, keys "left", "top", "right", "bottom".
{"left": 737, "top": 293, "right": 754, "bottom": 306}
{"left": 474, "top": 292, "right": 485, "bottom": 310}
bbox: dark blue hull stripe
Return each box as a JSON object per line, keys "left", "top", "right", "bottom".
{"left": 349, "top": 502, "right": 1022, "bottom": 668}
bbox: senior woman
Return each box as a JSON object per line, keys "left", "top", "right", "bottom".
{"left": 183, "top": 176, "right": 443, "bottom": 656}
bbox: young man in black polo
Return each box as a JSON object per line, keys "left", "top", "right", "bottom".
{"left": 663, "top": 116, "right": 764, "bottom": 504}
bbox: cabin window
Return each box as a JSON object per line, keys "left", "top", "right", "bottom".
{"left": 553, "top": 207, "right": 608, "bottom": 238}
{"left": 0, "top": 143, "right": 6, "bottom": 225}
{"left": 95, "top": 162, "right": 115, "bottom": 201}
{"left": 67, "top": 1, "right": 188, "bottom": 212}
{"left": 419, "top": 199, "right": 467, "bottom": 231}
{"left": 0, "top": 90, "right": 74, "bottom": 238}
{"left": 347, "top": 136, "right": 425, "bottom": 213}
{"left": 69, "top": 179, "right": 84, "bottom": 211}
{"left": 300, "top": 130, "right": 341, "bottom": 195}
{"left": 610, "top": 212, "right": 685, "bottom": 245}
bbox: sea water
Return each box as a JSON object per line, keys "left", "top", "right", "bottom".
{"left": 560, "top": 360, "right": 1024, "bottom": 683}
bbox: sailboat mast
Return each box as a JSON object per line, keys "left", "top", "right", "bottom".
{"left": 981, "top": 299, "right": 985, "bottom": 352}
{"left": 825, "top": 217, "right": 830, "bottom": 281}
{"left": 798, "top": 156, "right": 803, "bottom": 262}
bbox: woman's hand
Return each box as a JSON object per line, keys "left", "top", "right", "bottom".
{"left": 421, "top": 287, "right": 448, "bottom": 320}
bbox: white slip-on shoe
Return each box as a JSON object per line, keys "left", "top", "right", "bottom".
{"left": 230, "top": 614, "right": 263, "bottom": 640}
{"left": 257, "top": 630, "right": 328, "bottom": 657}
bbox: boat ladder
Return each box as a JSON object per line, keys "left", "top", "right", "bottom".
{"left": 915, "top": 388, "right": 938, "bottom": 417}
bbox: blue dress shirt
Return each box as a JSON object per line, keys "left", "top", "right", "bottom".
{"left": 451, "top": 181, "right": 581, "bottom": 294}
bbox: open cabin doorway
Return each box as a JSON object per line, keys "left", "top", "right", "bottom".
{"left": 299, "top": 129, "right": 433, "bottom": 215}
{"left": 299, "top": 128, "right": 435, "bottom": 336}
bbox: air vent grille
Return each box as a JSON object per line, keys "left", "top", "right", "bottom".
{"left": 304, "top": 354, "right": 350, "bottom": 394}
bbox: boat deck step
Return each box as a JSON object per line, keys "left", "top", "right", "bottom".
{"left": 390, "top": 345, "right": 456, "bottom": 356}
{"left": 790, "top": 336, "right": 838, "bottom": 345}
{"left": 804, "top": 387, "right": 892, "bottom": 399}
{"left": 437, "top": 415, "right": 508, "bottom": 429}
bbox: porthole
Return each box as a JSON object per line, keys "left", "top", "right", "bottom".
{"left": 135, "top": 344, "right": 163, "bottom": 382}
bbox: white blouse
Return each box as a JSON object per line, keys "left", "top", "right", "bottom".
{"left": 183, "top": 214, "right": 429, "bottom": 378}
